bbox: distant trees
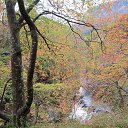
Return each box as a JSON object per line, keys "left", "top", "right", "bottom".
{"left": 83, "top": 11, "right": 128, "bottom": 108}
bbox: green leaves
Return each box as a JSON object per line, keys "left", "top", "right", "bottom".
{"left": 25, "top": 0, "right": 33, "bottom": 4}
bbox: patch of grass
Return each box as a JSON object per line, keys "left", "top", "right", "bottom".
{"left": 30, "top": 120, "right": 91, "bottom": 128}
{"left": 90, "top": 110, "right": 128, "bottom": 128}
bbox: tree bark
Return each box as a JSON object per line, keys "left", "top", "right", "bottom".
{"left": 18, "top": 0, "right": 40, "bottom": 25}
{"left": 5, "top": 0, "right": 24, "bottom": 127}
{"left": 0, "top": 111, "right": 10, "bottom": 122}
{"left": 17, "top": 0, "right": 38, "bottom": 117}
{"left": 4, "top": 0, "right": 39, "bottom": 126}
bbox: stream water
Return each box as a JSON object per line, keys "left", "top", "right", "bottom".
{"left": 69, "top": 86, "right": 111, "bottom": 123}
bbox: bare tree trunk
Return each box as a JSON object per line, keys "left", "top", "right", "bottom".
{"left": 4, "top": 0, "right": 39, "bottom": 126}
{"left": 5, "top": 0, "right": 25, "bottom": 127}
{"left": 17, "top": 0, "right": 38, "bottom": 118}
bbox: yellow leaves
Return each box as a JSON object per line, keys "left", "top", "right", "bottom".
{"left": 37, "top": 49, "right": 46, "bottom": 56}
{"left": 38, "top": 23, "right": 45, "bottom": 34}
{"left": 86, "top": 72, "right": 94, "bottom": 78}
{"left": 91, "top": 42, "right": 99, "bottom": 50}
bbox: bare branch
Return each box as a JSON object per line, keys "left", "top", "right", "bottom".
{"left": 23, "top": 25, "right": 30, "bottom": 50}
{"left": 109, "top": 79, "right": 128, "bottom": 94}
{"left": 32, "top": 10, "right": 103, "bottom": 46}
{"left": 0, "top": 78, "right": 11, "bottom": 104}
{"left": 36, "top": 27, "right": 56, "bottom": 55}
{"left": 114, "top": 82, "right": 128, "bottom": 94}
{"left": 67, "top": 21, "right": 90, "bottom": 46}
{"left": 18, "top": 0, "right": 40, "bottom": 25}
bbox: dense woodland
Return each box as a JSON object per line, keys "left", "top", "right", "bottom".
{"left": 0, "top": 0, "right": 128, "bottom": 128}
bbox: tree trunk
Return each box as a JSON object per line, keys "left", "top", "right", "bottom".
{"left": 118, "top": 89, "right": 124, "bottom": 108}
{"left": 5, "top": 0, "right": 25, "bottom": 127}
{"left": 17, "top": 0, "right": 38, "bottom": 118}
{"left": 0, "top": 111, "right": 10, "bottom": 123}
